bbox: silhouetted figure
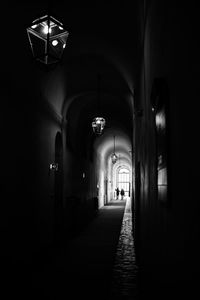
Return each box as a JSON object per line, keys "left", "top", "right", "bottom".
{"left": 116, "top": 187, "right": 120, "bottom": 199}
{"left": 120, "top": 188, "right": 125, "bottom": 200}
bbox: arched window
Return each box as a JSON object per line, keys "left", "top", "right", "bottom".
{"left": 117, "top": 168, "right": 130, "bottom": 197}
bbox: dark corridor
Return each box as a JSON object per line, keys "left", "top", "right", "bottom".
{"left": 1, "top": 1, "right": 200, "bottom": 299}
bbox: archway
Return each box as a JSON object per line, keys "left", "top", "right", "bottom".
{"left": 117, "top": 167, "right": 130, "bottom": 198}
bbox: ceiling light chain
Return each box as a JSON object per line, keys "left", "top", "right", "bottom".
{"left": 92, "top": 74, "right": 106, "bottom": 135}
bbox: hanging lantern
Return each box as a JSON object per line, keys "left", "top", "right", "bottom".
{"left": 111, "top": 153, "right": 118, "bottom": 164}
{"left": 91, "top": 75, "right": 106, "bottom": 136}
{"left": 111, "top": 135, "right": 118, "bottom": 164}
{"left": 27, "top": 14, "right": 69, "bottom": 65}
{"left": 92, "top": 117, "right": 106, "bottom": 135}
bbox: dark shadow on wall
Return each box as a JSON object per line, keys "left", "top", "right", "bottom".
{"left": 64, "top": 196, "right": 99, "bottom": 239}
{"left": 150, "top": 77, "right": 171, "bottom": 209}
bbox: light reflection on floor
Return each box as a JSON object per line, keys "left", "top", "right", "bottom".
{"left": 110, "top": 197, "right": 139, "bottom": 298}
{"left": 104, "top": 199, "right": 127, "bottom": 209}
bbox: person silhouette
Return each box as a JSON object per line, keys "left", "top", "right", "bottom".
{"left": 116, "top": 187, "right": 119, "bottom": 200}
{"left": 120, "top": 188, "right": 125, "bottom": 200}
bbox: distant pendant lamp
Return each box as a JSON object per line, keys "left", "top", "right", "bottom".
{"left": 111, "top": 135, "right": 118, "bottom": 164}
{"left": 27, "top": 14, "right": 69, "bottom": 65}
{"left": 92, "top": 117, "right": 106, "bottom": 135}
{"left": 92, "top": 74, "right": 106, "bottom": 135}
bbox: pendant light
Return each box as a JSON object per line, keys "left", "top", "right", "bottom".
{"left": 111, "top": 135, "right": 118, "bottom": 164}
{"left": 27, "top": 14, "right": 69, "bottom": 65}
{"left": 92, "top": 74, "right": 106, "bottom": 135}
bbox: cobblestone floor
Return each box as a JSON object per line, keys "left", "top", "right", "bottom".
{"left": 110, "top": 197, "right": 139, "bottom": 299}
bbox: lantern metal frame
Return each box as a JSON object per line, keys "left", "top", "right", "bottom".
{"left": 27, "top": 14, "right": 69, "bottom": 65}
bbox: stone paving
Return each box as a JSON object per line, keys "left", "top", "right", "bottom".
{"left": 110, "top": 197, "right": 139, "bottom": 299}
{"left": 2, "top": 199, "right": 140, "bottom": 300}
{"left": 63, "top": 199, "right": 127, "bottom": 299}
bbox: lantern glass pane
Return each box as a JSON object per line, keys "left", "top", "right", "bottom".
{"left": 28, "top": 31, "right": 46, "bottom": 58}
{"left": 49, "top": 40, "right": 63, "bottom": 59}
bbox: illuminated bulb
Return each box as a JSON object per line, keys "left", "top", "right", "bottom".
{"left": 63, "top": 44, "right": 66, "bottom": 48}
{"left": 31, "top": 24, "right": 37, "bottom": 29}
{"left": 43, "top": 25, "right": 52, "bottom": 34}
{"left": 52, "top": 40, "right": 58, "bottom": 46}
{"left": 59, "top": 26, "right": 63, "bottom": 30}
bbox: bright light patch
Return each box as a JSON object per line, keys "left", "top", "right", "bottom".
{"left": 52, "top": 40, "right": 58, "bottom": 46}
{"left": 158, "top": 167, "right": 167, "bottom": 185}
{"left": 156, "top": 111, "right": 166, "bottom": 129}
{"left": 43, "top": 25, "right": 52, "bottom": 34}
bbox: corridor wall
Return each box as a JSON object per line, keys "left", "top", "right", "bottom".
{"left": 135, "top": 0, "right": 200, "bottom": 288}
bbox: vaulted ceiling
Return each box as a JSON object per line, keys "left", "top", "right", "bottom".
{"left": 4, "top": 1, "right": 143, "bottom": 162}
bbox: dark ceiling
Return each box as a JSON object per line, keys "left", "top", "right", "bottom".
{"left": 3, "top": 1, "right": 143, "bottom": 159}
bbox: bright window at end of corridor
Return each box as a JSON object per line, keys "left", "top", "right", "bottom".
{"left": 118, "top": 168, "right": 130, "bottom": 197}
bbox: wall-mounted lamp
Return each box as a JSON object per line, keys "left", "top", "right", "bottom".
{"left": 49, "top": 163, "right": 58, "bottom": 171}
{"left": 27, "top": 14, "right": 69, "bottom": 65}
